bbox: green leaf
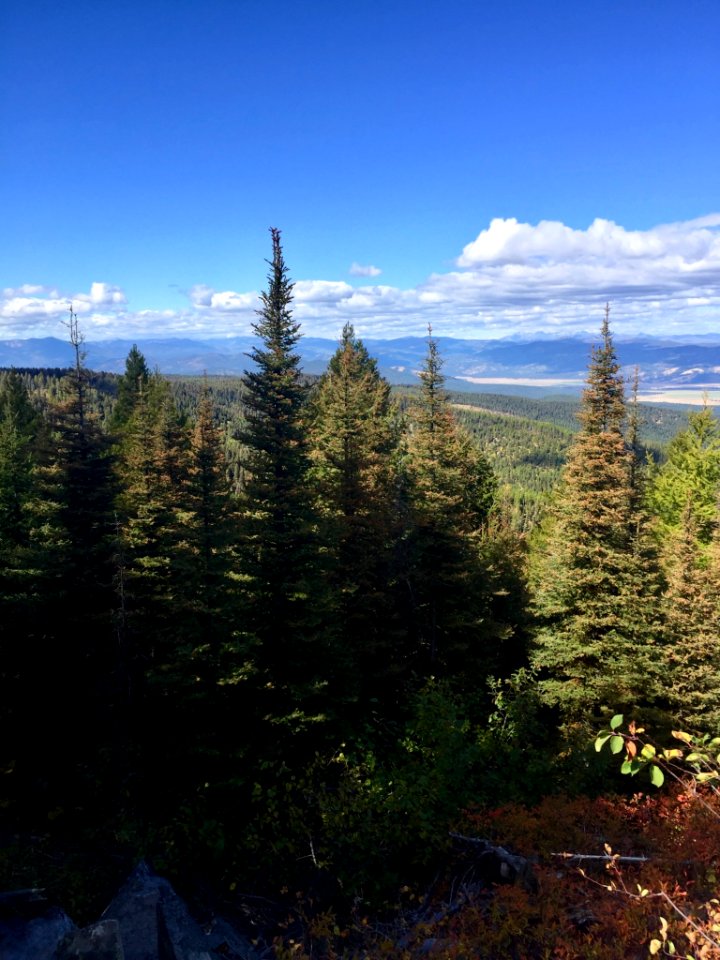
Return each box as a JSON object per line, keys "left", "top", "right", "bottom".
{"left": 609, "top": 714, "right": 624, "bottom": 730}
{"left": 609, "top": 735, "right": 624, "bottom": 754}
{"left": 641, "top": 743, "right": 656, "bottom": 760}
{"left": 621, "top": 759, "right": 642, "bottom": 775}
{"left": 649, "top": 765, "right": 664, "bottom": 788}
{"left": 594, "top": 734, "right": 611, "bottom": 752}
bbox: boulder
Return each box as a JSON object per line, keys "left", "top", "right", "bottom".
{"left": 56, "top": 919, "right": 124, "bottom": 959}
{"left": 102, "top": 861, "right": 257, "bottom": 960}
{"left": 0, "top": 903, "right": 76, "bottom": 960}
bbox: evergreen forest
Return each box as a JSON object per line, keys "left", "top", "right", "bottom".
{"left": 2, "top": 231, "right": 720, "bottom": 958}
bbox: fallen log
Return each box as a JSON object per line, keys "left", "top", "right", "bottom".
{"left": 449, "top": 832, "right": 537, "bottom": 891}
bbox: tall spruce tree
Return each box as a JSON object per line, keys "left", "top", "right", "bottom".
{"left": 401, "top": 329, "right": 499, "bottom": 683}
{"left": 308, "top": 323, "right": 402, "bottom": 706}
{"left": 239, "top": 228, "right": 328, "bottom": 741}
{"left": 532, "top": 308, "right": 663, "bottom": 724}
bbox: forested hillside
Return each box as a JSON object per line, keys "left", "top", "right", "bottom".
{"left": 5, "top": 364, "right": 691, "bottom": 533}
{"left": 2, "top": 236, "right": 720, "bottom": 958}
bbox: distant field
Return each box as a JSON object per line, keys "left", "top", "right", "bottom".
{"left": 455, "top": 375, "right": 585, "bottom": 387}
{"left": 637, "top": 389, "right": 720, "bottom": 406}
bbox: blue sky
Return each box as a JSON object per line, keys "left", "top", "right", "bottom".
{"left": 2, "top": 0, "right": 720, "bottom": 341}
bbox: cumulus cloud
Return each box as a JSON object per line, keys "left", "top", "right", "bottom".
{"left": 349, "top": 262, "right": 382, "bottom": 277}
{"left": 294, "top": 280, "right": 354, "bottom": 303}
{"left": 457, "top": 215, "right": 720, "bottom": 267}
{"left": 4, "top": 215, "right": 720, "bottom": 341}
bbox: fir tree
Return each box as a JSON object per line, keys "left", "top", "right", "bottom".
{"left": 238, "top": 228, "right": 328, "bottom": 741}
{"left": 308, "top": 323, "right": 402, "bottom": 705}
{"left": 661, "top": 499, "right": 720, "bottom": 733}
{"left": 111, "top": 344, "right": 150, "bottom": 430}
{"left": 532, "top": 308, "right": 664, "bottom": 723}
{"left": 401, "top": 329, "right": 498, "bottom": 682}
{"left": 26, "top": 309, "right": 118, "bottom": 812}
{"left": 186, "top": 387, "right": 239, "bottom": 664}
{"left": 648, "top": 401, "right": 720, "bottom": 544}
{"left": 114, "top": 373, "right": 193, "bottom": 673}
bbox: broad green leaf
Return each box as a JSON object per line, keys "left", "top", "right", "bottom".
{"left": 649, "top": 765, "right": 664, "bottom": 787}
{"left": 609, "top": 735, "right": 624, "bottom": 754}
{"left": 594, "top": 734, "right": 611, "bottom": 752}
{"left": 641, "top": 743, "right": 656, "bottom": 760}
{"left": 609, "top": 714, "right": 624, "bottom": 730}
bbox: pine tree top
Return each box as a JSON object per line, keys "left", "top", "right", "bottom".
{"left": 578, "top": 305, "right": 626, "bottom": 436}
{"left": 249, "top": 227, "right": 301, "bottom": 361}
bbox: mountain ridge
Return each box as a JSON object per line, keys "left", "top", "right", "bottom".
{"left": 1, "top": 333, "right": 718, "bottom": 395}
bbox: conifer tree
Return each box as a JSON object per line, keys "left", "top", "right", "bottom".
{"left": 29, "top": 309, "right": 118, "bottom": 811}
{"left": 186, "top": 388, "right": 239, "bottom": 665}
{"left": 661, "top": 499, "right": 720, "bottom": 733}
{"left": 308, "top": 323, "right": 402, "bottom": 704}
{"left": 401, "top": 329, "right": 498, "bottom": 682}
{"left": 111, "top": 343, "right": 150, "bottom": 430}
{"left": 238, "top": 228, "right": 327, "bottom": 742}
{"left": 114, "top": 373, "right": 193, "bottom": 673}
{"left": 532, "top": 308, "right": 663, "bottom": 723}
{"left": 0, "top": 371, "right": 47, "bottom": 806}
{"left": 0, "top": 371, "right": 42, "bottom": 549}
{"left": 648, "top": 402, "right": 720, "bottom": 544}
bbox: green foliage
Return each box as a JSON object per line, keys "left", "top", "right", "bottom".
{"left": 237, "top": 228, "right": 333, "bottom": 754}
{"left": 308, "top": 323, "right": 403, "bottom": 711}
{"left": 401, "top": 331, "right": 500, "bottom": 681}
{"left": 5, "top": 237, "right": 720, "bottom": 956}
{"left": 110, "top": 343, "right": 150, "bottom": 430}
{"left": 455, "top": 401, "right": 572, "bottom": 528}
{"left": 660, "top": 503, "right": 720, "bottom": 733}
{"left": 648, "top": 402, "right": 720, "bottom": 544}
{"left": 532, "top": 311, "right": 665, "bottom": 725}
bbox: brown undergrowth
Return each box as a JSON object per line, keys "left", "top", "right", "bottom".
{"left": 273, "top": 788, "right": 720, "bottom": 959}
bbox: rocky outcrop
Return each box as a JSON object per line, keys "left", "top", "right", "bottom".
{"left": 0, "top": 863, "right": 260, "bottom": 960}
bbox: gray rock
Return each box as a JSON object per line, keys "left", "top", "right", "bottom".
{"left": 102, "top": 862, "right": 257, "bottom": 960}
{"left": 0, "top": 904, "right": 76, "bottom": 960}
{"left": 0, "top": 863, "right": 258, "bottom": 960}
{"left": 56, "top": 918, "right": 124, "bottom": 960}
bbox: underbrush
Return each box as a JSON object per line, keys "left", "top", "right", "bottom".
{"left": 272, "top": 787, "right": 720, "bottom": 959}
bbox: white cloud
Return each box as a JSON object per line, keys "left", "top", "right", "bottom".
{"left": 3, "top": 215, "right": 720, "bottom": 341}
{"left": 349, "top": 262, "right": 382, "bottom": 277}
{"left": 86, "top": 282, "right": 127, "bottom": 307}
{"left": 294, "top": 280, "right": 354, "bottom": 303}
{"left": 457, "top": 215, "right": 720, "bottom": 267}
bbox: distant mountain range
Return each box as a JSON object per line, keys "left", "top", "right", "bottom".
{"left": 1, "top": 334, "right": 719, "bottom": 397}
